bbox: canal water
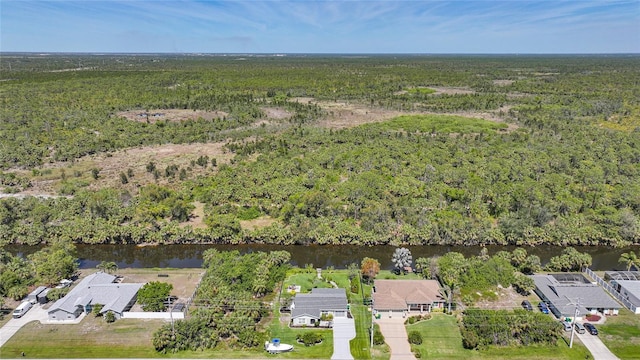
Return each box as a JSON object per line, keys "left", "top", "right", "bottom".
{"left": 6, "top": 243, "right": 639, "bottom": 271}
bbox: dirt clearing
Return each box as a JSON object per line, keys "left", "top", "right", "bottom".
{"left": 78, "top": 268, "right": 203, "bottom": 306}
{"left": 8, "top": 142, "right": 234, "bottom": 196}
{"left": 117, "top": 108, "right": 228, "bottom": 123}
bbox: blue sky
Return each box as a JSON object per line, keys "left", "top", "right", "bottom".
{"left": 2, "top": 0, "right": 639, "bottom": 53}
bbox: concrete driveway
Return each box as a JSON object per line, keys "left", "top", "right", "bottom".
{"left": 375, "top": 316, "right": 416, "bottom": 360}
{"left": 576, "top": 331, "right": 619, "bottom": 360}
{"left": 0, "top": 303, "right": 48, "bottom": 347}
{"left": 331, "top": 317, "right": 356, "bottom": 360}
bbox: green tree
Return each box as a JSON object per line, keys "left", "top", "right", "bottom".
{"left": 414, "top": 257, "right": 432, "bottom": 279}
{"left": 137, "top": 281, "right": 173, "bottom": 312}
{"left": 619, "top": 251, "right": 639, "bottom": 271}
{"left": 28, "top": 241, "right": 78, "bottom": 286}
{"left": 438, "top": 252, "right": 467, "bottom": 313}
{"left": 512, "top": 272, "right": 535, "bottom": 295}
{"left": 96, "top": 261, "right": 118, "bottom": 274}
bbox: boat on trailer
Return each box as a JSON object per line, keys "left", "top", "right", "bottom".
{"left": 264, "top": 338, "right": 294, "bottom": 354}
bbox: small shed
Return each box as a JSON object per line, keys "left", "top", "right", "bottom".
{"left": 27, "top": 286, "right": 47, "bottom": 304}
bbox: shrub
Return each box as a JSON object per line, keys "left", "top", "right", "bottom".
{"left": 104, "top": 311, "right": 116, "bottom": 323}
{"left": 297, "top": 332, "right": 324, "bottom": 346}
{"left": 350, "top": 277, "right": 360, "bottom": 294}
{"left": 92, "top": 304, "right": 104, "bottom": 317}
{"left": 46, "top": 288, "right": 69, "bottom": 301}
{"left": 373, "top": 326, "right": 385, "bottom": 345}
{"left": 404, "top": 314, "right": 431, "bottom": 324}
{"left": 408, "top": 330, "right": 423, "bottom": 345}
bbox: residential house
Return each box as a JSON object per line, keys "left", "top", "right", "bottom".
{"left": 48, "top": 272, "right": 144, "bottom": 321}
{"left": 531, "top": 274, "right": 622, "bottom": 320}
{"left": 605, "top": 271, "right": 640, "bottom": 314}
{"left": 290, "top": 288, "right": 348, "bottom": 327}
{"left": 372, "top": 279, "right": 446, "bottom": 318}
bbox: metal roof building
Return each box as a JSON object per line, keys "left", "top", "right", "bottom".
{"left": 531, "top": 274, "right": 621, "bottom": 320}
{"left": 290, "top": 288, "right": 348, "bottom": 327}
{"left": 48, "top": 272, "right": 144, "bottom": 321}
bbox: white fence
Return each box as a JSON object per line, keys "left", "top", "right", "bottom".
{"left": 584, "top": 268, "right": 638, "bottom": 314}
{"left": 122, "top": 311, "right": 185, "bottom": 320}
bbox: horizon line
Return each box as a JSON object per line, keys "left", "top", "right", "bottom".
{"left": 1, "top": 51, "right": 639, "bottom": 56}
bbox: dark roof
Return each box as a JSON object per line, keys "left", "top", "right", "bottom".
{"left": 291, "top": 288, "right": 347, "bottom": 319}
{"left": 532, "top": 275, "right": 621, "bottom": 317}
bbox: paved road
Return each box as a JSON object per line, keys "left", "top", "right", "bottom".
{"left": 576, "top": 331, "right": 620, "bottom": 360}
{"left": 331, "top": 317, "right": 355, "bottom": 360}
{"left": 0, "top": 303, "right": 48, "bottom": 347}
{"left": 375, "top": 316, "right": 416, "bottom": 360}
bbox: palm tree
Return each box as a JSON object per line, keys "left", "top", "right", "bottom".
{"left": 391, "top": 248, "right": 413, "bottom": 274}
{"left": 619, "top": 251, "right": 639, "bottom": 271}
{"left": 96, "top": 261, "right": 118, "bottom": 274}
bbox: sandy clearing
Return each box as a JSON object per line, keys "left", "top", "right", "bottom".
{"left": 261, "top": 106, "right": 292, "bottom": 120}
{"left": 117, "top": 109, "right": 228, "bottom": 123}
{"left": 7, "top": 142, "right": 234, "bottom": 196}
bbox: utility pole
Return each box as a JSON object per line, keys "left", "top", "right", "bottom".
{"left": 370, "top": 299, "right": 374, "bottom": 348}
{"left": 169, "top": 295, "right": 175, "bottom": 339}
{"left": 565, "top": 297, "right": 581, "bottom": 349}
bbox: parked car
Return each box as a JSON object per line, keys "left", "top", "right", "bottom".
{"left": 560, "top": 320, "right": 572, "bottom": 331}
{"left": 521, "top": 300, "right": 533, "bottom": 311}
{"left": 12, "top": 301, "right": 33, "bottom": 318}
{"left": 538, "top": 302, "right": 550, "bottom": 314}
{"left": 574, "top": 322, "right": 586, "bottom": 334}
{"left": 584, "top": 323, "right": 598, "bottom": 335}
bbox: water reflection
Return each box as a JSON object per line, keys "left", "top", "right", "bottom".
{"left": 7, "top": 243, "right": 639, "bottom": 271}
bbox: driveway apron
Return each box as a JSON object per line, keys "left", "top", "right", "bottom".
{"left": 332, "top": 317, "right": 356, "bottom": 360}
{"left": 375, "top": 316, "right": 416, "bottom": 360}
{"left": 0, "top": 304, "right": 48, "bottom": 347}
{"left": 576, "top": 331, "right": 619, "bottom": 360}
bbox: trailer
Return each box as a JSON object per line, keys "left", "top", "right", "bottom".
{"left": 37, "top": 288, "right": 52, "bottom": 304}
{"left": 27, "top": 286, "right": 47, "bottom": 304}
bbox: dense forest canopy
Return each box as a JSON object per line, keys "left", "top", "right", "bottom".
{"left": 0, "top": 54, "right": 639, "bottom": 247}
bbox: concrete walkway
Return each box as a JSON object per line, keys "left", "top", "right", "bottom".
{"left": 0, "top": 304, "right": 48, "bottom": 347}
{"left": 331, "top": 317, "right": 356, "bottom": 360}
{"left": 375, "top": 316, "right": 416, "bottom": 360}
{"left": 576, "top": 331, "right": 620, "bottom": 360}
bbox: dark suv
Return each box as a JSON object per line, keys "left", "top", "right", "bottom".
{"left": 521, "top": 300, "right": 533, "bottom": 311}
{"left": 584, "top": 323, "right": 598, "bottom": 335}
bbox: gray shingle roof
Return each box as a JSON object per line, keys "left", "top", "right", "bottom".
{"left": 291, "top": 288, "right": 347, "bottom": 319}
{"left": 531, "top": 274, "right": 621, "bottom": 317}
{"left": 48, "top": 272, "right": 144, "bottom": 316}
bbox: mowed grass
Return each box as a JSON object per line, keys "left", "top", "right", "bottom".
{"left": 598, "top": 309, "right": 640, "bottom": 360}
{"left": 406, "top": 313, "right": 592, "bottom": 360}
{"left": 1, "top": 316, "right": 163, "bottom": 358}
{"left": 362, "top": 114, "right": 508, "bottom": 134}
{"left": 266, "top": 307, "right": 333, "bottom": 359}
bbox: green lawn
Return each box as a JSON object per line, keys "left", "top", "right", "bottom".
{"left": 362, "top": 114, "right": 508, "bottom": 134}
{"left": 598, "top": 309, "right": 640, "bottom": 360}
{"left": 376, "top": 270, "right": 423, "bottom": 280}
{"left": 0, "top": 317, "right": 164, "bottom": 358}
{"left": 266, "top": 309, "right": 334, "bottom": 359}
{"left": 406, "top": 313, "right": 592, "bottom": 360}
